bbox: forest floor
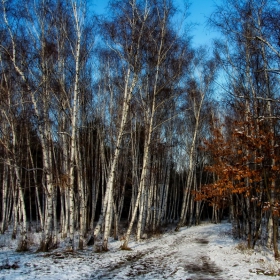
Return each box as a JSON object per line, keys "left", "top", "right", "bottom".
{"left": 0, "top": 221, "right": 280, "bottom": 279}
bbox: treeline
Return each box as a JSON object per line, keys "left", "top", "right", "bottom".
{"left": 0, "top": 0, "right": 280, "bottom": 258}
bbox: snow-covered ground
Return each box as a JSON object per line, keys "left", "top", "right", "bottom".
{"left": 0, "top": 222, "right": 279, "bottom": 279}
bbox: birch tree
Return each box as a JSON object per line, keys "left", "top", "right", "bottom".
{"left": 92, "top": 0, "right": 148, "bottom": 251}
{"left": 122, "top": 0, "right": 191, "bottom": 248}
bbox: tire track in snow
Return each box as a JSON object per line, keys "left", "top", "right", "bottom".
{"left": 93, "top": 231, "right": 223, "bottom": 279}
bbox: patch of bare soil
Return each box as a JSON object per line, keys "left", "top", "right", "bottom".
{"left": 194, "top": 238, "right": 209, "bottom": 245}
{"left": 0, "top": 262, "right": 20, "bottom": 270}
{"left": 184, "top": 255, "right": 222, "bottom": 279}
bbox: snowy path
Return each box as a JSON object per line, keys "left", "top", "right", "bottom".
{"left": 94, "top": 231, "right": 221, "bottom": 279}
{"left": 0, "top": 222, "right": 279, "bottom": 279}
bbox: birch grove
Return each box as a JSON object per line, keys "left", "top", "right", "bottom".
{"left": 0, "top": 0, "right": 280, "bottom": 259}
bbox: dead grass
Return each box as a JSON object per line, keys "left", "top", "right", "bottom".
{"left": 120, "top": 244, "right": 132, "bottom": 251}
{"left": 249, "top": 268, "right": 280, "bottom": 277}
{"left": 235, "top": 241, "right": 254, "bottom": 255}
{"left": 235, "top": 241, "right": 246, "bottom": 251}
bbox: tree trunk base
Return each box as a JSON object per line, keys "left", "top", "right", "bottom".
{"left": 120, "top": 243, "right": 132, "bottom": 251}
{"left": 38, "top": 238, "right": 53, "bottom": 252}
{"left": 102, "top": 239, "right": 109, "bottom": 252}
{"left": 16, "top": 239, "right": 29, "bottom": 252}
{"left": 78, "top": 237, "right": 84, "bottom": 250}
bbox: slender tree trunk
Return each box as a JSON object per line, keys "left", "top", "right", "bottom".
{"left": 16, "top": 167, "right": 28, "bottom": 251}
{"left": 1, "top": 164, "right": 8, "bottom": 233}
{"left": 102, "top": 69, "right": 137, "bottom": 251}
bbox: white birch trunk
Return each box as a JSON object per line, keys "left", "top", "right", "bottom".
{"left": 11, "top": 173, "right": 19, "bottom": 240}
{"left": 76, "top": 141, "right": 87, "bottom": 249}
{"left": 67, "top": 1, "right": 83, "bottom": 250}
{"left": 136, "top": 130, "right": 153, "bottom": 240}
{"left": 16, "top": 167, "right": 28, "bottom": 251}
{"left": 102, "top": 69, "right": 136, "bottom": 250}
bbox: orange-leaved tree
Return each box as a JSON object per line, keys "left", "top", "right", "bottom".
{"left": 196, "top": 116, "right": 280, "bottom": 253}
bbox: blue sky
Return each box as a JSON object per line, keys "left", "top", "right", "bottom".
{"left": 90, "top": 0, "right": 221, "bottom": 48}
{"left": 185, "top": 0, "right": 222, "bottom": 47}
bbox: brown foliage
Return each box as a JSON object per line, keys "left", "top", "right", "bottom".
{"left": 195, "top": 117, "right": 280, "bottom": 214}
